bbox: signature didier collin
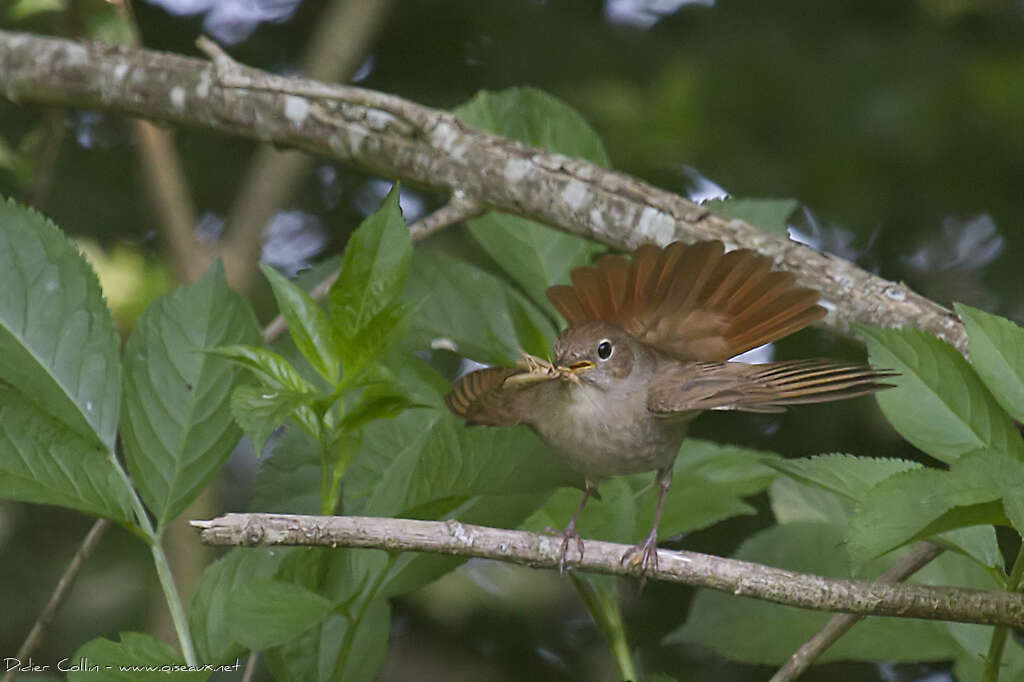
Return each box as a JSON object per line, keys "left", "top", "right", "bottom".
{"left": 5, "top": 657, "right": 103, "bottom": 673}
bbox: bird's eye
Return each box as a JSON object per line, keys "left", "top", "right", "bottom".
{"left": 597, "top": 340, "right": 613, "bottom": 360}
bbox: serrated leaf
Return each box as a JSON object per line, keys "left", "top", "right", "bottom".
{"left": 705, "top": 197, "right": 799, "bottom": 235}
{"left": 456, "top": 87, "right": 608, "bottom": 320}
{"left": 329, "top": 185, "right": 412, "bottom": 371}
{"left": 956, "top": 303, "right": 1024, "bottom": 422}
{"left": 406, "top": 245, "right": 557, "bottom": 365}
{"left": 0, "top": 385, "right": 132, "bottom": 522}
{"left": 230, "top": 385, "right": 312, "bottom": 458}
{"left": 227, "top": 579, "right": 333, "bottom": 652}
{"left": 846, "top": 454, "right": 1009, "bottom": 568}
{"left": 0, "top": 198, "right": 121, "bottom": 449}
{"left": 261, "top": 263, "right": 340, "bottom": 384}
{"left": 770, "top": 477, "right": 851, "bottom": 528}
{"left": 859, "top": 325, "right": 1024, "bottom": 462}
{"left": 121, "top": 262, "right": 261, "bottom": 527}
{"left": 70, "top": 632, "right": 207, "bottom": 682}
{"left": 665, "top": 522, "right": 960, "bottom": 664}
{"left": 766, "top": 453, "right": 922, "bottom": 502}
{"left": 189, "top": 547, "right": 284, "bottom": 663}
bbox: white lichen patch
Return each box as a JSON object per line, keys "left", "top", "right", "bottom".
{"left": 431, "top": 120, "right": 459, "bottom": 150}
{"left": 113, "top": 63, "right": 129, "bottom": 82}
{"left": 196, "top": 71, "right": 211, "bottom": 99}
{"left": 169, "top": 86, "right": 186, "bottom": 111}
{"left": 284, "top": 95, "right": 310, "bottom": 126}
{"left": 504, "top": 158, "right": 531, "bottom": 183}
{"left": 588, "top": 207, "right": 607, "bottom": 232}
{"left": 561, "top": 179, "right": 590, "bottom": 211}
{"left": 635, "top": 206, "right": 676, "bottom": 244}
{"left": 883, "top": 285, "right": 907, "bottom": 301}
{"left": 365, "top": 109, "right": 397, "bottom": 131}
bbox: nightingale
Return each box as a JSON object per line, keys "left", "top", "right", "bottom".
{"left": 445, "top": 240, "right": 893, "bottom": 573}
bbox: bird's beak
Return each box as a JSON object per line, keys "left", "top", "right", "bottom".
{"left": 567, "top": 360, "right": 595, "bottom": 374}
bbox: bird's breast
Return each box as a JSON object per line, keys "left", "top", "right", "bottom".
{"left": 526, "top": 380, "right": 687, "bottom": 478}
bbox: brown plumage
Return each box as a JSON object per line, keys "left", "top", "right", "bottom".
{"left": 446, "top": 239, "right": 894, "bottom": 574}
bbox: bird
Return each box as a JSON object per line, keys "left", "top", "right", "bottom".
{"left": 444, "top": 239, "right": 894, "bottom": 574}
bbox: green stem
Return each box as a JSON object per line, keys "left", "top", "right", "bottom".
{"left": 151, "top": 539, "right": 198, "bottom": 666}
{"left": 332, "top": 553, "right": 397, "bottom": 682}
{"left": 570, "top": 573, "right": 639, "bottom": 682}
{"left": 107, "top": 452, "right": 197, "bottom": 666}
{"left": 982, "top": 543, "right": 1024, "bottom": 682}
{"left": 320, "top": 438, "right": 334, "bottom": 516}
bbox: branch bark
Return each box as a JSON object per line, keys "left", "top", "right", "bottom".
{"left": 769, "top": 541, "right": 945, "bottom": 682}
{"left": 0, "top": 30, "right": 966, "bottom": 352}
{"left": 192, "top": 514, "right": 1024, "bottom": 629}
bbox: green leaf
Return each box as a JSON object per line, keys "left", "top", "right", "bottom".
{"left": 208, "top": 345, "right": 320, "bottom": 438}
{"left": 261, "top": 263, "right": 340, "bottom": 384}
{"left": 859, "top": 325, "right": 1024, "bottom": 462}
{"left": 340, "top": 384, "right": 422, "bottom": 432}
{"left": 9, "top": 0, "right": 67, "bottom": 23}
{"left": 189, "top": 547, "right": 284, "bottom": 663}
{"left": 267, "top": 601, "right": 391, "bottom": 682}
{"left": 766, "top": 453, "right": 922, "bottom": 502}
{"left": 0, "top": 385, "right": 132, "bottom": 521}
{"left": 664, "top": 522, "right": 961, "bottom": 665}
{"left": 456, "top": 87, "right": 608, "bottom": 320}
{"left": 770, "top": 477, "right": 852, "bottom": 528}
{"left": 955, "top": 303, "right": 1024, "bottom": 422}
{"left": 846, "top": 455, "right": 1009, "bottom": 568}
{"left": 70, "top": 632, "right": 208, "bottom": 682}
{"left": 208, "top": 345, "right": 316, "bottom": 393}
{"left": 350, "top": 409, "right": 576, "bottom": 518}
{"left": 230, "top": 385, "right": 312, "bottom": 458}
{"left": 406, "top": 245, "right": 557, "bottom": 365}
{"left": 0, "top": 198, "right": 121, "bottom": 449}
{"left": 705, "top": 197, "right": 799, "bottom": 235}
{"left": 522, "top": 439, "right": 777, "bottom": 545}
{"left": 329, "top": 185, "right": 413, "bottom": 371}
{"left": 120, "top": 262, "right": 260, "bottom": 527}
{"left": 250, "top": 426, "right": 321, "bottom": 514}
{"left": 227, "top": 579, "right": 333, "bottom": 652}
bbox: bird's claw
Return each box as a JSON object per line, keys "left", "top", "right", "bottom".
{"left": 620, "top": 532, "right": 659, "bottom": 577}
{"left": 545, "top": 524, "right": 585, "bottom": 573}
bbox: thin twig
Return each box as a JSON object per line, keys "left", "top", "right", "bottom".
{"left": 192, "top": 514, "right": 1024, "bottom": 629}
{"left": 769, "top": 541, "right": 945, "bottom": 682}
{"left": 1, "top": 519, "right": 110, "bottom": 682}
{"left": 261, "top": 196, "right": 482, "bottom": 344}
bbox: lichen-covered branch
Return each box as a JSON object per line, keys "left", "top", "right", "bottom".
{"left": 0, "top": 30, "right": 965, "bottom": 351}
{"left": 192, "top": 514, "right": 1023, "bottom": 628}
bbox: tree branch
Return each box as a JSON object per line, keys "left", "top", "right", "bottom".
{"left": 192, "top": 514, "right": 1023, "bottom": 629}
{"left": 0, "top": 30, "right": 965, "bottom": 352}
{"left": 1, "top": 519, "right": 110, "bottom": 682}
{"left": 769, "top": 541, "right": 945, "bottom": 682}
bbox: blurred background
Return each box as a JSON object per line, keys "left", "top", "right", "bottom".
{"left": 1, "top": 0, "right": 1023, "bottom": 680}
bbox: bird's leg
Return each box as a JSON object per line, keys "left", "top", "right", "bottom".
{"left": 553, "top": 481, "right": 597, "bottom": 573}
{"left": 622, "top": 466, "right": 673, "bottom": 576}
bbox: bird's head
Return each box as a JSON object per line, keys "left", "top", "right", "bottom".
{"left": 553, "top": 321, "right": 636, "bottom": 390}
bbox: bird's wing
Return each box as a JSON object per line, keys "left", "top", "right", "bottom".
{"left": 646, "top": 359, "right": 896, "bottom": 415}
{"left": 445, "top": 366, "right": 555, "bottom": 426}
{"left": 545, "top": 240, "right": 826, "bottom": 362}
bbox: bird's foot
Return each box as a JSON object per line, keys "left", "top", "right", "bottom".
{"left": 620, "top": 530, "right": 659, "bottom": 576}
{"left": 545, "top": 524, "right": 585, "bottom": 573}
